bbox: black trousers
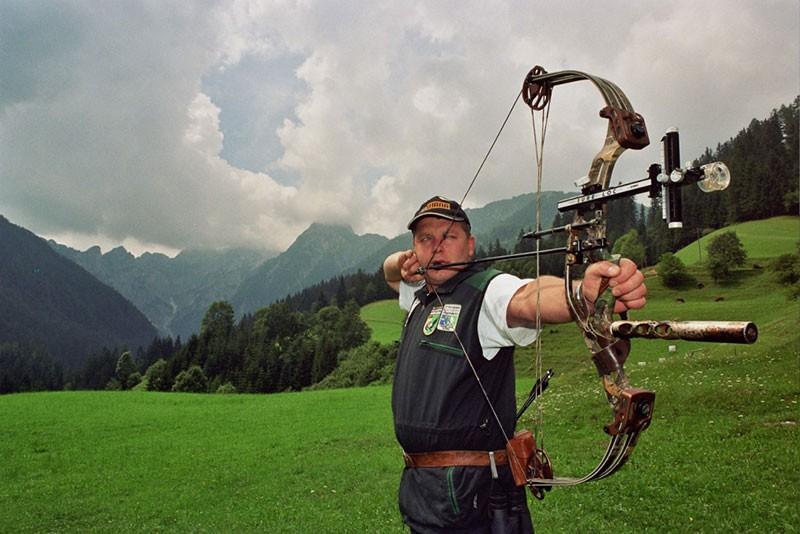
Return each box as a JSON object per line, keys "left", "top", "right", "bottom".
{"left": 401, "top": 466, "right": 534, "bottom": 534}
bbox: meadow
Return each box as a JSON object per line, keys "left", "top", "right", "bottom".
{"left": 675, "top": 215, "right": 798, "bottom": 266}
{"left": 2, "top": 217, "right": 798, "bottom": 532}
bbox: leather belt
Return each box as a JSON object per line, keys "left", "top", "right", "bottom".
{"left": 403, "top": 449, "right": 508, "bottom": 468}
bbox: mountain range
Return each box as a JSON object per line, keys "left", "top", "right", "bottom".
{"left": 1, "top": 190, "right": 565, "bottom": 350}
{"left": 0, "top": 216, "right": 156, "bottom": 369}
{"left": 48, "top": 243, "right": 274, "bottom": 340}
{"left": 47, "top": 191, "right": 567, "bottom": 338}
{"left": 0, "top": 191, "right": 567, "bottom": 368}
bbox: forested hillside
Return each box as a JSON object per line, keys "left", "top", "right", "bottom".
{"left": 0, "top": 216, "right": 157, "bottom": 376}
{"left": 666, "top": 97, "right": 798, "bottom": 251}
{"left": 231, "top": 224, "right": 390, "bottom": 315}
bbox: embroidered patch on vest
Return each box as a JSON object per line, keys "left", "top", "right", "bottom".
{"left": 423, "top": 306, "right": 442, "bottom": 335}
{"left": 437, "top": 304, "right": 461, "bottom": 332}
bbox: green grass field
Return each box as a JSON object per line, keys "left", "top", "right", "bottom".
{"left": 2, "top": 219, "right": 799, "bottom": 532}
{"left": 1, "top": 388, "right": 402, "bottom": 532}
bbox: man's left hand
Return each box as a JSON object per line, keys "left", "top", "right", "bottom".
{"left": 582, "top": 258, "right": 647, "bottom": 314}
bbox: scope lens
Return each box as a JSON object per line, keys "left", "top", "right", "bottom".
{"left": 698, "top": 162, "right": 731, "bottom": 192}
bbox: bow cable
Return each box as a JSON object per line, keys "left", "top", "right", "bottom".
{"left": 529, "top": 82, "right": 552, "bottom": 453}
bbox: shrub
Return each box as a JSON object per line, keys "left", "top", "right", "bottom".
{"left": 657, "top": 253, "right": 694, "bottom": 288}
{"left": 145, "top": 359, "right": 172, "bottom": 392}
{"left": 172, "top": 365, "right": 208, "bottom": 393}
{"left": 216, "top": 382, "right": 237, "bottom": 394}
{"left": 309, "top": 341, "right": 397, "bottom": 390}
{"left": 105, "top": 377, "right": 121, "bottom": 390}
{"left": 771, "top": 253, "right": 800, "bottom": 285}
{"left": 127, "top": 372, "right": 142, "bottom": 389}
{"left": 115, "top": 351, "right": 138, "bottom": 390}
{"left": 771, "top": 250, "right": 800, "bottom": 299}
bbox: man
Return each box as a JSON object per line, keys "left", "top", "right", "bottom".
{"left": 383, "top": 196, "right": 647, "bottom": 533}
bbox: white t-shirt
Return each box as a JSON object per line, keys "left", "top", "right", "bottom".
{"left": 399, "top": 273, "right": 539, "bottom": 360}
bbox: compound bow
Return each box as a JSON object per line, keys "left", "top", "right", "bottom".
{"left": 423, "top": 65, "right": 758, "bottom": 498}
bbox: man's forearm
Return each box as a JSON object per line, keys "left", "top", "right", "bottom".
{"left": 383, "top": 252, "right": 405, "bottom": 283}
{"left": 507, "top": 276, "right": 576, "bottom": 327}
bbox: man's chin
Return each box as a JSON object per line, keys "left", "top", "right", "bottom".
{"left": 427, "top": 269, "right": 459, "bottom": 286}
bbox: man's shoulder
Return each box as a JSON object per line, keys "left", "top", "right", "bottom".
{"left": 399, "top": 280, "right": 425, "bottom": 310}
{"left": 464, "top": 268, "right": 507, "bottom": 291}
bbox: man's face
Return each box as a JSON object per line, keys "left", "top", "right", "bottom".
{"left": 412, "top": 216, "right": 475, "bottom": 288}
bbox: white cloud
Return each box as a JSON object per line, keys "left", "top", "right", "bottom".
{"left": 0, "top": 0, "right": 797, "bottom": 256}
{"left": 184, "top": 93, "right": 225, "bottom": 157}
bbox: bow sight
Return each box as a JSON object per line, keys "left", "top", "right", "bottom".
{"left": 426, "top": 128, "right": 736, "bottom": 277}
{"left": 557, "top": 128, "right": 732, "bottom": 229}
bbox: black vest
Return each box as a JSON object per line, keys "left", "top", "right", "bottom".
{"left": 392, "top": 267, "right": 516, "bottom": 453}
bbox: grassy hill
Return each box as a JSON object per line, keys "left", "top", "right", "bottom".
{"left": 360, "top": 300, "right": 405, "bottom": 345}
{"left": 2, "top": 217, "right": 798, "bottom": 532}
{"left": 675, "top": 215, "right": 798, "bottom": 266}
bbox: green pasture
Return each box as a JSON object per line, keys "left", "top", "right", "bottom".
{"left": 675, "top": 215, "right": 799, "bottom": 265}
{"left": 3, "top": 263, "right": 798, "bottom": 532}
{"left": 3, "top": 219, "right": 799, "bottom": 532}
{"left": 1, "top": 388, "right": 401, "bottom": 532}
{"left": 360, "top": 300, "right": 405, "bottom": 345}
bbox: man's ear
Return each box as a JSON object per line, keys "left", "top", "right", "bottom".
{"left": 468, "top": 235, "right": 475, "bottom": 258}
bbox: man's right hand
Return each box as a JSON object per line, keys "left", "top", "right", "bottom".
{"left": 384, "top": 250, "right": 425, "bottom": 292}
{"left": 398, "top": 250, "right": 425, "bottom": 284}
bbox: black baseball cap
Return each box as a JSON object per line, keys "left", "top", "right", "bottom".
{"left": 407, "top": 196, "right": 471, "bottom": 231}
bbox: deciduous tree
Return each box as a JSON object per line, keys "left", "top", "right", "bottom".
{"left": 707, "top": 231, "right": 747, "bottom": 282}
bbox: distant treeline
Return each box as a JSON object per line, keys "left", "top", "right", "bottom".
{"left": 681, "top": 97, "right": 798, "bottom": 236}
{"left": 2, "top": 97, "right": 797, "bottom": 394}
{"left": 279, "top": 267, "right": 396, "bottom": 312}
{"left": 1, "top": 297, "right": 381, "bottom": 394}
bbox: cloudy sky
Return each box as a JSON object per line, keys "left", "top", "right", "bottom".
{"left": 1, "top": 0, "right": 797, "bottom": 256}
